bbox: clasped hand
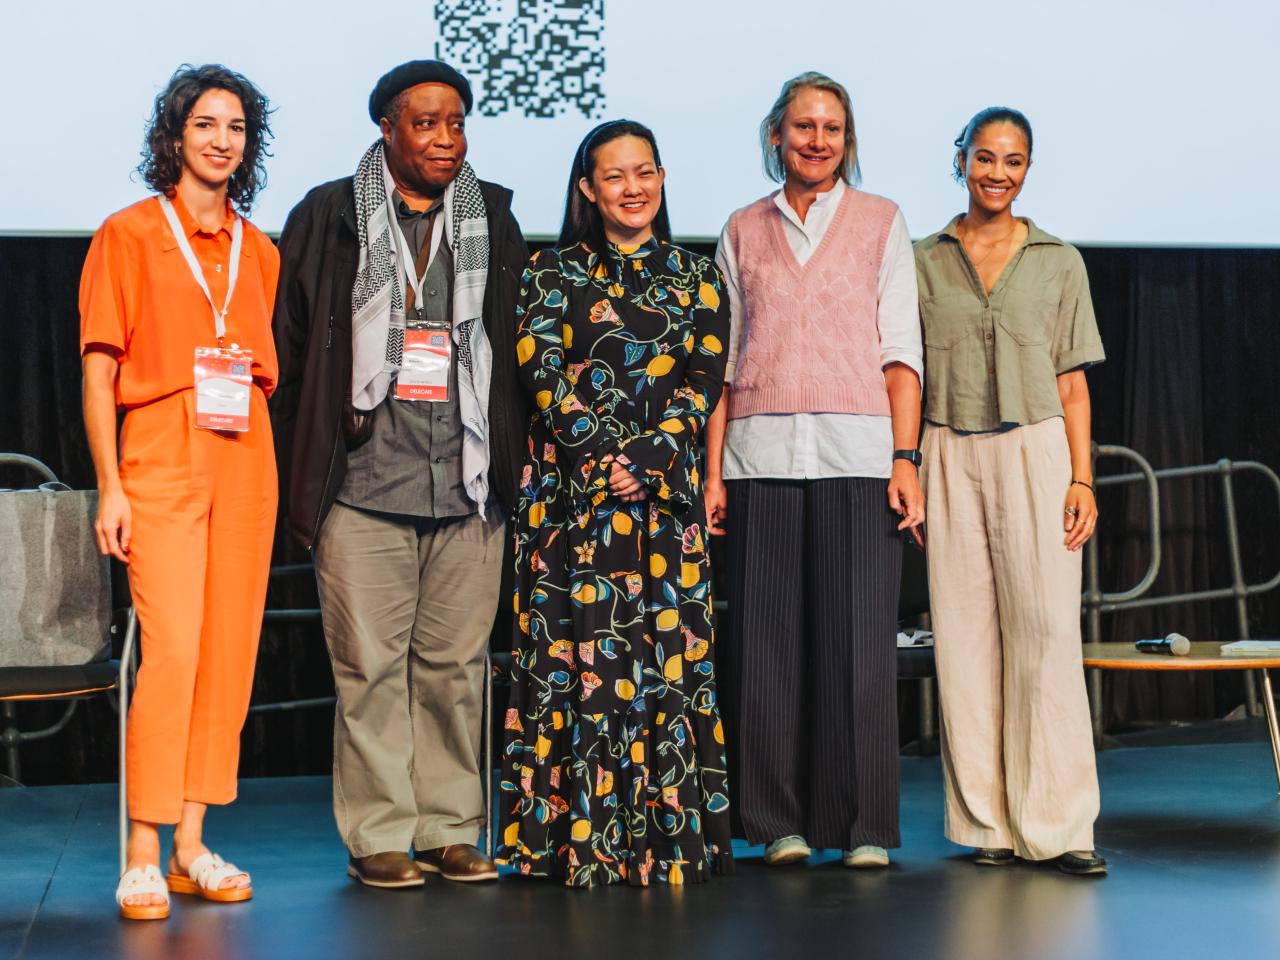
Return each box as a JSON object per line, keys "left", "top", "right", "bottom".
{"left": 601, "top": 455, "right": 646, "bottom": 503}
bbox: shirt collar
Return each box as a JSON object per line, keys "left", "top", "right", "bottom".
{"left": 393, "top": 190, "right": 444, "bottom": 220}
{"left": 939, "top": 214, "right": 1062, "bottom": 247}
{"left": 160, "top": 192, "right": 238, "bottom": 252}
{"left": 587, "top": 236, "right": 661, "bottom": 288}
{"left": 773, "top": 178, "right": 846, "bottom": 227}
{"left": 607, "top": 236, "right": 660, "bottom": 260}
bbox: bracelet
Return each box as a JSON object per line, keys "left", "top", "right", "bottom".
{"left": 1071, "top": 479, "right": 1095, "bottom": 495}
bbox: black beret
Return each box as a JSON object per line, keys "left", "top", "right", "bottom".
{"left": 368, "top": 60, "right": 473, "bottom": 123}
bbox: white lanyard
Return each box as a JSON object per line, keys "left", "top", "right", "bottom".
{"left": 388, "top": 197, "right": 446, "bottom": 321}
{"left": 158, "top": 195, "right": 243, "bottom": 344}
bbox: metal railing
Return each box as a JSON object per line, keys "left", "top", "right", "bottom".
{"left": 1084, "top": 444, "right": 1163, "bottom": 615}
{"left": 1083, "top": 447, "right": 1280, "bottom": 733}
{"left": 249, "top": 564, "right": 333, "bottom": 715}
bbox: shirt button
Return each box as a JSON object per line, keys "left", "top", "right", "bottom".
{"left": 429, "top": 289, "right": 438, "bottom": 297}
{"left": 434, "top": 456, "right": 446, "bottom": 464}
{"left": 215, "top": 263, "right": 223, "bottom": 273}
{"left": 984, "top": 331, "right": 993, "bottom": 341}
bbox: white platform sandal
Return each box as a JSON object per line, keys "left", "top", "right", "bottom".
{"left": 166, "top": 852, "right": 253, "bottom": 903}
{"left": 116, "top": 864, "right": 170, "bottom": 921}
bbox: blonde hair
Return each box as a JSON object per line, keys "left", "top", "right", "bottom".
{"left": 760, "top": 71, "right": 860, "bottom": 186}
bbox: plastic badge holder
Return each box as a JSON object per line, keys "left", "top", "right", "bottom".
{"left": 194, "top": 346, "right": 253, "bottom": 431}
{"left": 394, "top": 327, "right": 451, "bottom": 402}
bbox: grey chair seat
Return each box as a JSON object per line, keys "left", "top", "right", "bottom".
{"left": 0, "top": 661, "right": 121, "bottom": 701}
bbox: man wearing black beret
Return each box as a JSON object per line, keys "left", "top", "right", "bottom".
{"left": 270, "top": 59, "right": 528, "bottom": 888}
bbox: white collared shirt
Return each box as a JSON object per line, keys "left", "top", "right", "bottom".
{"left": 715, "top": 180, "right": 922, "bottom": 480}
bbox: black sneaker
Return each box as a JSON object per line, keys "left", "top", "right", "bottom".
{"left": 973, "top": 848, "right": 1016, "bottom": 866}
{"left": 1055, "top": 851, "right": 1108, "bottom": 876}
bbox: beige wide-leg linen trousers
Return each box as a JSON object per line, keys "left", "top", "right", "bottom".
{"left": 921, "top": 417, "right": 1100, "bottom": 860}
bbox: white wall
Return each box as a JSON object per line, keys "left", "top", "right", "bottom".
{"left": 0, "top": 0, "right": 1275, "bottom": 244}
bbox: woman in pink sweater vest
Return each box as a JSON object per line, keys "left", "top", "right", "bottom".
{"left": 704, "top": 72, "right": 925, "bottom": 869}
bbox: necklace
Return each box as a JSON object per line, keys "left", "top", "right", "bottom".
{"left": 959, "top": 219, "right": 1019, "bottom": 266}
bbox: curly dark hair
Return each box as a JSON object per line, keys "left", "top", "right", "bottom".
{"left": 137, "top": 64, "right": 274, "bottom": 213}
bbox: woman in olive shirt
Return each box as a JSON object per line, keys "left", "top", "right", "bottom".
{"left": 914, "top": 107, "right": 1107, "bottom": 877}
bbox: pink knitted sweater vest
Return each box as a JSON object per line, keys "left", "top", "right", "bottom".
{"left": 727, "top": 188, "right": 896, "bottom": 419}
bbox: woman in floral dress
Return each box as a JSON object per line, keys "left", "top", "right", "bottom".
{"left": 496, "top": 120, "right": 733, "bottom": 887}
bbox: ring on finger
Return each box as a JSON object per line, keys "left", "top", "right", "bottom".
{"left": 1065, "top": 506, "right": 1079, "bottom": 517}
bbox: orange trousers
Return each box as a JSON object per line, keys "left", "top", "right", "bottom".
{"left": 118, "top": 388, "right": 276, "bottom": 824}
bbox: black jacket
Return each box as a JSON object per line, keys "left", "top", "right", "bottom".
{"left": 270, "top": 177, "right": 530, "bottom": 548}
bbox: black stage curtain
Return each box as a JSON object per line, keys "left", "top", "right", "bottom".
{"left": 2, "top": 236, "right": 1278, "bottom": 784}
{"left": 1082, "top": 247, "right": 1280, "bottom": 727}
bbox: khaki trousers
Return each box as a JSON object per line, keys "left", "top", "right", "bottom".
{"left": 922, "top": 418, "right": 1099, "bottom": 860}
{"left": 313, "top": 502, "right": 504, "bottom": 858}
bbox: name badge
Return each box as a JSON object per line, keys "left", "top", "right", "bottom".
{"left": 395, "top": 326, "right": 451, "bottom": 402}
{"left": 194, "top": 346, "right": 254, "bottom": 431}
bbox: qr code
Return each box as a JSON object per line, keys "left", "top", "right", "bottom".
{"left": 434, "top": 0, "right": 605, "bottom": 119}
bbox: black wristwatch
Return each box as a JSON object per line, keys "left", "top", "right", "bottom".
{"left": 893, "top": 449, "right": 923, "bottom": 468}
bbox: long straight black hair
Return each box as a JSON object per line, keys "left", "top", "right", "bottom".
{"left": 557, "top": 119, "right": 672, "bottom": 253}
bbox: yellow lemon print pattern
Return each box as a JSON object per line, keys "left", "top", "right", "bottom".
{"left": 498, "top": 239, "right": 734, "bottom": 887}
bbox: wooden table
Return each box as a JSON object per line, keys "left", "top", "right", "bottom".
{"left": 1082, "top": 642, "right": 1280, "bottom": 790}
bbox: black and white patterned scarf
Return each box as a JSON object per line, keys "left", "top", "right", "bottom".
{"left": 350, "top": 139, "right": 494, "bottom": 511}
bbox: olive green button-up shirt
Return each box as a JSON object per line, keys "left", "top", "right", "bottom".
{"left": 913, "top": 216, "right": 1105, "bottom": 433}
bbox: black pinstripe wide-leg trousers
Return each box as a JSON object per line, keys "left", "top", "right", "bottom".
{"left": 722, "top": 477, "right": 903, "bottom": 850}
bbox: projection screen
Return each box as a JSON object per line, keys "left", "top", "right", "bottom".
{"left": 0, "top": 0, "right": 1276, "bottom": 244}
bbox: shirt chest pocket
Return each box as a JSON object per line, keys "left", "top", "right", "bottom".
{"left": 920, "top": 293, "right": 978, "bottom": 349}
{"left": 997, "top": 290, "right": 1055, "bottom": 346}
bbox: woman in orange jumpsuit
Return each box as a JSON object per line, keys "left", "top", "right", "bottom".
{"left": 80, "top": 64, "right": 278, "bottom": 920}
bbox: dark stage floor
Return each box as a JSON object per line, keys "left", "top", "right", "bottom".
{"left": 5, "top": 740, "right": 1280, "bottom": 960}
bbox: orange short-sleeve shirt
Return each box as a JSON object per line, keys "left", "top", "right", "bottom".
{"left": 79, "top": 194, "right": 280, "bottom": 408}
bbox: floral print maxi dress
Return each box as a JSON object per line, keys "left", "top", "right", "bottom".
{"left": 496, "top": 239, "right": 733, "bottom": 887}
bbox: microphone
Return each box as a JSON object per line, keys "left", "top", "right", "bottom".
{"left": 1135, "top": 633, "right": 1191, "bottom": 656}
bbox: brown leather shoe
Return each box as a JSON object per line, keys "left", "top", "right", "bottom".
{"left": 347, "top": 852, "right": 425, "bottom": 889}
{"left": 414, "top": 845, "right": 498, "bottom": 882}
